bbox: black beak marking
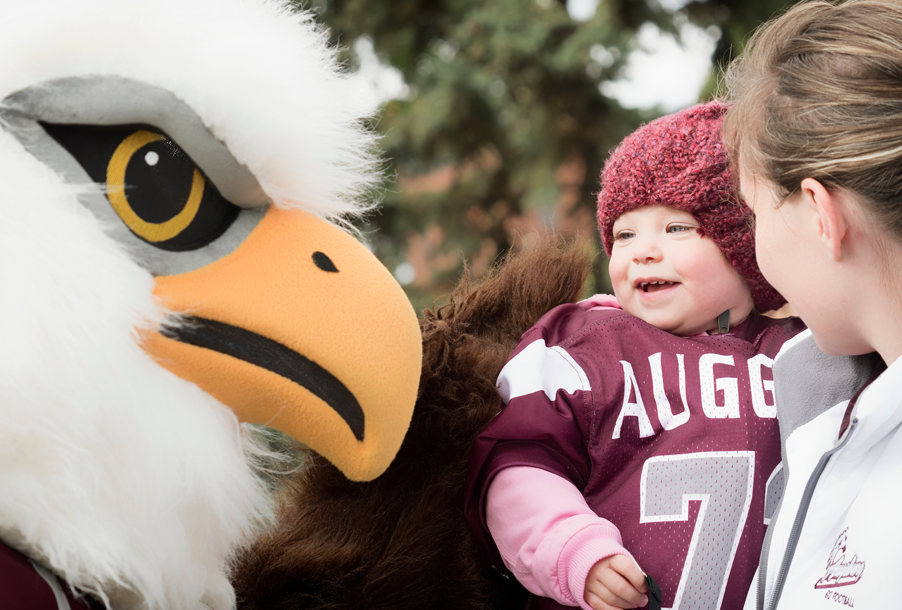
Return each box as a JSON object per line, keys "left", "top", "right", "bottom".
{"left": 313, "top": 251, "right": 338, "bottom": 272}
{"left": 161, "top": 316, "right": 364, "bottom": 440}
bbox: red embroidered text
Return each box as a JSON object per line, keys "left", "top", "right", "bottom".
{"left": 814, "top": 529, "right": 865, "bottom": 589}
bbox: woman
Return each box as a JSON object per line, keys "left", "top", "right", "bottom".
{"left": 723, "top": 1, "right": 902, "bottom": 608}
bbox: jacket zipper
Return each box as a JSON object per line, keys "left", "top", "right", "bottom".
{"left": 762, "top": 417, "right": 858, "bottom": 610}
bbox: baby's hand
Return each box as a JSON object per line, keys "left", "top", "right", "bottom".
{"left": 583, "top": 555, "right": 649, "bottom": 610}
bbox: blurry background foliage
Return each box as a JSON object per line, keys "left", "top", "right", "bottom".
{"left": 300, "top": 0, "right": 794, "bottom": 312}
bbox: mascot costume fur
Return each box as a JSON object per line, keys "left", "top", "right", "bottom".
{"left": 0, "top": 0, "right": 422, "bottom": 608}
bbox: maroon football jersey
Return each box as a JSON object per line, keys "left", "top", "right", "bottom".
{"left": 0, "top": 539, "right": 98, "bottom": 609}
{"left": 465, "top": 304, "right": 805, "bottom": 610}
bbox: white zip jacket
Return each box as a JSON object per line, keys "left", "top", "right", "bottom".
{"left": 745, "top": 329, "right": 902, "bottom": 610}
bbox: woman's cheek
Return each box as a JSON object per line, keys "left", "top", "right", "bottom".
{"left": 754, "top": 224, "right": 780, "bottom": 285}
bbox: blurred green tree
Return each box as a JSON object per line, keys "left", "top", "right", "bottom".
{"left": 690, "top": 0, "right": 797, "bottom": 98}
{"left": 303, "top": 0, "right": 796, "bottom": 312}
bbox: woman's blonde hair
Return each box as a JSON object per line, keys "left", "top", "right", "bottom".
{"left": 723, "top": 0, "right": 902, "bottom": 239}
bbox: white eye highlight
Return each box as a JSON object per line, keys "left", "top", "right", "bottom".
{"left": 144, "top": 151, "right": 160, "bottom": 166}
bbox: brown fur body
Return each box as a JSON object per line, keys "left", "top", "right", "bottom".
{"left": 234, "top": 236, "right": 593, "bottom": 610}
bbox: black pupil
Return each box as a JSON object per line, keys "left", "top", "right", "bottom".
{"left": 313, "top": 251, "right": 338, "bottom": 272}
{"left": 126, "top": 140, "right": 194, "bottom": 223}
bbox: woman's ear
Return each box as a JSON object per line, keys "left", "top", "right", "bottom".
{"left": 800, "top": 177, "right": 848, "bottom": 261}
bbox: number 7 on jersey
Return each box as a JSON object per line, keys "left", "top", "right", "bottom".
{"left": 640, "top": 452, "right": 755, "bottom": 610}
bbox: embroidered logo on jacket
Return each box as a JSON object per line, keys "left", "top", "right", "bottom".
{"left": 814, "top": 528, "right": 865, "bottom": 589}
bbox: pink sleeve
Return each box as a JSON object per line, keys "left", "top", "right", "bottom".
{"left": 485, "top": 466, "right": 633, "bottom": 610}
{"left": 578, "top": 294, "right": 621, "bottom": 312}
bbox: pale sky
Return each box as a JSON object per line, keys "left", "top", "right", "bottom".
{"left": 570, "top": 0, "right": 717, "bottom": 111}
{"left": 601, "top": 19, "right": 719, "bottom": 111}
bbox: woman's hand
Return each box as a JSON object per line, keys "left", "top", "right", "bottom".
{"left": 583, "top": 555, "right": 649, "bottom": 610}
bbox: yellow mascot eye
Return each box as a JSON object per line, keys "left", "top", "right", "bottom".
{"left": 40, "top": 122, "right": 241, "bottom": 252}
{"left": 106, "top": 130, "right": 204, "bottom": 243}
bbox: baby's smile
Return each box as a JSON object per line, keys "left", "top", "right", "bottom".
{"left": 638, "top": 280, "right": 680, "bottom": 293}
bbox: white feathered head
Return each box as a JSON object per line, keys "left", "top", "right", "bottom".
{"left": 0, "top": 0, "right": 421, "bottom": 608}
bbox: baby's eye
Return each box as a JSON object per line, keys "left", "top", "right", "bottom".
{"left": 667, "top": 224, "right": 695, "bottom": 234}
{"left": 614, "top": 230, "right": 635, "bottom": 241}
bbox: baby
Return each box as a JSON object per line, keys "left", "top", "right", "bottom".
{"left": 464, "top": 101, "right": 805, "bottom": 610}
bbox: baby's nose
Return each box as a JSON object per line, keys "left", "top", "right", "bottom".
{"left": 632, "top": 237, "right": 663, "bottom": 263}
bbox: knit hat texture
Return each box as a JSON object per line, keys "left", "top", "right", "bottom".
{"left": 596, "top": 100, "right": 785, "bottom": 312}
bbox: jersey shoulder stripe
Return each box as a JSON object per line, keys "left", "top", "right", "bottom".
{"left": 497, "top": 339, "right": 590, "bottom": 403}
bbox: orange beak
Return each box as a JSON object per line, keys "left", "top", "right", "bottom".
{"left": 143, "top": 206, "right": 422, "bottom": 481}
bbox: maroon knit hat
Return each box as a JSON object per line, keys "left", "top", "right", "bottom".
{"left": 597, "top": 100, "right": 785, "bottom": 312}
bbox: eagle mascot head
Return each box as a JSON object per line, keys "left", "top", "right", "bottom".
{"left": 0, "top": 0, "right": 421, "bottom": 608}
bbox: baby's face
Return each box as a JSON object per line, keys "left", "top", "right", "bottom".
{"left": 609, "top": 205, "right": 753, "bottom": 336}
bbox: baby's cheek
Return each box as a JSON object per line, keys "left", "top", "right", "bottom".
{"left": 608, "top": 263, "right": 630, "bottom": 299}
